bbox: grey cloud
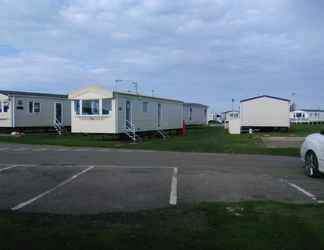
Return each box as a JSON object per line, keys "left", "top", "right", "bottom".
{"left": 0, "top": 0, "right": 323, "bottom": 111}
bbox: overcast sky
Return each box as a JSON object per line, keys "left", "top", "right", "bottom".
{"left": 0, "top": 0, "right": 323, "bottom": 112}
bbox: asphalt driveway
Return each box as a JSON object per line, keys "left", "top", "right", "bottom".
{"left": 0, "top": 143, "right": 323, "bottom": 214}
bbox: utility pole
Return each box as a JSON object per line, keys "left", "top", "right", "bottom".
{"left": 290, "top": 92, "right": 296, "bottom": 112}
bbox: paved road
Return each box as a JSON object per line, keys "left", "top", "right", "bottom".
{"left": 0, "top": 143, "right": 323, "bottom": 215}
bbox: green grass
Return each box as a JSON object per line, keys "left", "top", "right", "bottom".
{"left": 0, "top": 126, "right": 299, "bottom": 156}
{"left": 1, "top": 202, "right": 324, "bottom": 250}
{"left": 289, "top": 124, "right": 324, "bottom": 137}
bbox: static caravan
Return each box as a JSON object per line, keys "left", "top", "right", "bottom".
{"left": 208, "top": 112, "right": 222, "bottom": 123}
{"left": 222, "top": 111, "right": 240, "bottom": 123}
{"left": 183, "top": 103, "right": 208, "bottom": 125}
{"left": 290, "top": 109, "right": 324, "bottom": 124}
{"left": 0, "top": 90, "right": 71, "bottom": 132}
{"left": 240, "top": 95, "right": 290, "bottom": 130}
{"left": 221, "top": 110, "right": 240, "bottom": 129}
{"left": 68, "top": 86, "right": 184, "bottom": 138}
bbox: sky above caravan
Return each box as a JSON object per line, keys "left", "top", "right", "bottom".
{"left": 0, "top": 0, "right": 323, "bottom": 112}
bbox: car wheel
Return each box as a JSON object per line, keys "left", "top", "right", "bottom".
{"left": 305, "top": 151, "right": 320, "bottom": 178}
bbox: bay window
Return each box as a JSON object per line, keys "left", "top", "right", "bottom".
{"left": 74, "top": 99, "right": 113, "bottom": 116}
{"left": 0, "top": 101, "right": 9, "bottom": 113}
{"left": 82, "top": 100, "right": 99, "bottom": 115}
{"left": 74, "top": 100, "right": 80, "bottom": 115}
{"left": 3, "top": 101, "right": 9, "bottom": 112}
{"left": 102, "top": 99, "right": 112, "bottom": 115}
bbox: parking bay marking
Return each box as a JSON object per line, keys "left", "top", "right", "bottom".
{"left": 11, "top": 166, "right": 95, "bottom": 211}
{"left": 12, "top": 148, "right": 29, "bottom": 152}
{"left": 169, "top": 168, "right": 178, "bottom": 206}
{"left": 90, "top": 165, "right": 178, "bottom": 206}
{"left": 286, "top": 181, "right": 324, "bottom": 204}
{"left": 32, "top": 148, "right": 49, "bottom": 152}
{"left": 0, "top": 165, "right": 20, "bottom": 173}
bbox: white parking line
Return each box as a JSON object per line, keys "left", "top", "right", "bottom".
{"left": 97, "top": 165, "right": 174, "bottom": 169}
{"left": 31, "top": 148, "right": 48, "bottom": 152}
{"left": 96, "top": 149, "right": 112, "bottom": 152}
{"left": 11, "top": 166, "right": 95, "bottom": 211}
{"left": 0, "top": 165, "right": 20, "bottom": 173}
{"left": 169, "top": 168, "right": 178, "bottom": 206}
{"left": 54, "top": 148, "right": 69, "bottom": 152}
{"left": 287, "top": 182, "right": 324, "bottom": 203}
{"left": 12, "top": 148, "right": 28, "bottom": 152}
{"left": 73, "top": 148, "right": 90, "bottom": 152}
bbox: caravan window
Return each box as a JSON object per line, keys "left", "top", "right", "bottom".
{"left": 143, "top": 102, "right": 148, "bottom": 113}
{"left": 0, "top": 101, "right": 2, "bottom": 112}
{"left": 17, "top": 100, "right": 24, "bottom": 110}
{"left": 34, "top": 102, "right": 40, "bottom": 113}
{"left": 82, "top": 100, "right": 99, "bottom": 115}
{"left": 74, "top": 100, "right": 80, "bottom": 115}
{"left": 29, "top": 102, "right": 33, "bottom": 113}
{"left": 102, "top": 99, "right": 112, "bottom": 115}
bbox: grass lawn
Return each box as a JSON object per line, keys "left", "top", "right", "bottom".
{"left": 1, "top": 202, "right": 324, "bottom": 250}
{"left": 0, "top": 126, "right": 300, "bottom": 156}
{"left": 289, "top": 124, "right": 324, "bottom": 137}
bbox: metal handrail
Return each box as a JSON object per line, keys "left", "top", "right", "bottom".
{"left": 54, "top": 119, "right": 63, "bottom": 135}
{"left": 125, "top": 120, "right": 137, "bottom": 142}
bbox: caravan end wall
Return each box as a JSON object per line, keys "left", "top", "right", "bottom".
{"left": 183, "top": 103, "right": 208, "bottom": 125}
{"left": 240, "top": 96, "right": 290, "bottom": 129}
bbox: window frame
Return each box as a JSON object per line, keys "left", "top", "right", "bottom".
{"left": 75, "top": 99, "right": 113, "bottom": 117}
{"left": 81, "top": 99, "right": 100, "bottom": 116}
{"left": 74, "top": 100, "right": 81, "bottom": 115}
{"left": 142, "top": 102, "right": 148, "bottom": 113}
{"left": 16, "top": 100, "right": 24, "bottom": 110}
{"left": 29, "top": 101, "right": 34, "bottom": 113}
{"left": 3, "top": 101, "right": 9, "bottom": 113}
{"left": 102, "top": 98, "right": 112, "bottom": 116}
{"left": 28, "top": 101, "right": 41, "bottom": 114}
{"left": 34, "top": 102, "right": 41, "bottom": 113}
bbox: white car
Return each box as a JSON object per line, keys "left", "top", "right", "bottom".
{"left": 301, "top": 131, "right": 324, "bottom": 177}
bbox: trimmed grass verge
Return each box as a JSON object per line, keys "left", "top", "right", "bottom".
{"left": 0, "top": 126, "right": 300, "bottom": 156}
{"left": 290, "top": 124, "right": 324, "bottom": 137}
{"left": 1, "top": 202, "right": 324, "bottom": 250}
